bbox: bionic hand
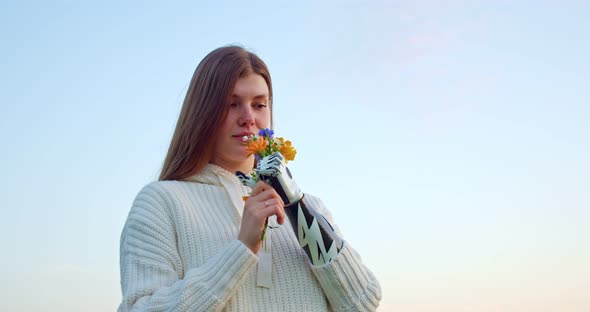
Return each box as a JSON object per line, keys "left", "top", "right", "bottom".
{"left": 237, "top": 152, "right": 344, "bottom": 266}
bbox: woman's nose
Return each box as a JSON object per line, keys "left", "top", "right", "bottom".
{"left": 238, "top": 106, "right": 255, "bottom": 126}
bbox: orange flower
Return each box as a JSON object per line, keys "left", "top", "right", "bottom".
{"left": 279, "top": 140, "right": 297, "bottom": 162}
{"left": 246, "top": 137, "right": 267, "bottom": 156}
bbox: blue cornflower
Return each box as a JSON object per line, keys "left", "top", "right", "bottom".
{"left": 258, "top": 128, "right": 274, "bottom": 138}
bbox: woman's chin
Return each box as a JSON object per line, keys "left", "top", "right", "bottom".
{"left": 232, "top": 150, "right": 254, "bottom": 163}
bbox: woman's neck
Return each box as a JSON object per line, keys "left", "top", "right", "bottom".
{"left": 210, "top": 157, "right": 254, "bottom": 175}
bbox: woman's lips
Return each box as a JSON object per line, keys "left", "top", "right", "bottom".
{"left": 232, "top": 132, "right": 253, "bottom": 141}
{"left": 232, "top": 135, "right": 251, "bottom": 145}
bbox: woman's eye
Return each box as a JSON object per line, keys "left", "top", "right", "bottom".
{"left": 229, "top": 103, "right": 238, "bottom": 108}
{"left": 254, "top": 103, "right": 267, "bottom": 109}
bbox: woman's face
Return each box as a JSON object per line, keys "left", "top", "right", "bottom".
{"left": 210, "top": 74, "right": 271, "bottom": 172}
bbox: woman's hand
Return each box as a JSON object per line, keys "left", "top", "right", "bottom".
{"left": 238, "top": 181, "right": 285, "bottom": 254}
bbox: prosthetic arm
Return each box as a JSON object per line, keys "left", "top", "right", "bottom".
{"left": 237, "top": 152, "right": 344, "bottom": 266}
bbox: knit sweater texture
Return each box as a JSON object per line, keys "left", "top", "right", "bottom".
{"left": 119, "top": 163, "right": 381, "bottom": 311}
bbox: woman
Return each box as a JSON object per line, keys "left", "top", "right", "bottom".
{"left": 118, "top": 45, "right": 381, "bottom": 311}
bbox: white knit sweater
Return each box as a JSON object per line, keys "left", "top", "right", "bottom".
{"left": 118, "top": 164, "right": 381, "bottom": 311}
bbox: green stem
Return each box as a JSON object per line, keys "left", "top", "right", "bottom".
{"left": 261, "top": 218, "right": 269, "bottom": 250}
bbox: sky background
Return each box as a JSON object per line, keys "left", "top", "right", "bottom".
{"left": 1, "top": 0, "right": 589, "bottom": 311}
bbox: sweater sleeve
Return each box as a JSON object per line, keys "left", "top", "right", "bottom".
{"left": 303, "top": 195, "right": 382, "bottom": 312}
{"left": 118, "top": 183, "right": 257, "bottom": 312}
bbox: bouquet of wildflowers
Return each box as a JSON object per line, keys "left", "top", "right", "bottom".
{"left": 241, "top": 128, "right": 297, "bottom": 243}
{"left": 240, "top": 128, "right": 297, "bottom": 187}
{"left": 244, "top": 128, "right": 295, "bottom": 163}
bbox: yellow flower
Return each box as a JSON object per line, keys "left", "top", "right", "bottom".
{"left": 246, "top": 137, "right": 268, "bottom": 157}
{"left": 279, "top": 139, "right": 297, "bottom": 162}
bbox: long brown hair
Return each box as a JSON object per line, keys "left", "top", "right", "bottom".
{"left": 159, "top": 45, "right": 273, "bottom": 181}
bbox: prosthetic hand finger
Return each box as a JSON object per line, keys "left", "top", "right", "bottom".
{"left": 256, "top": 152, "right": 285, "bottom": 176}
{"left": 254, "top": 152, "right": 303, "bottom": 206}
{"left": 236, "top": 170, "right": 258, "bottom": 189}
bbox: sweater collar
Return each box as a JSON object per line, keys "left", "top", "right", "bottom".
{"left": 187, "top": 163, "right": 251, "bottom": 217}
{"left": 187, "top": 163, "right": 242, "bottom": 186}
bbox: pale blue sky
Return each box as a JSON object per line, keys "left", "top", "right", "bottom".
{"left": 1, "top": 1, "right": 589, "bottom": 311}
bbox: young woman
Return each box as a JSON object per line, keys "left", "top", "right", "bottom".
{"left": 118, "top": 45, "right": 381, "bottom": 311}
